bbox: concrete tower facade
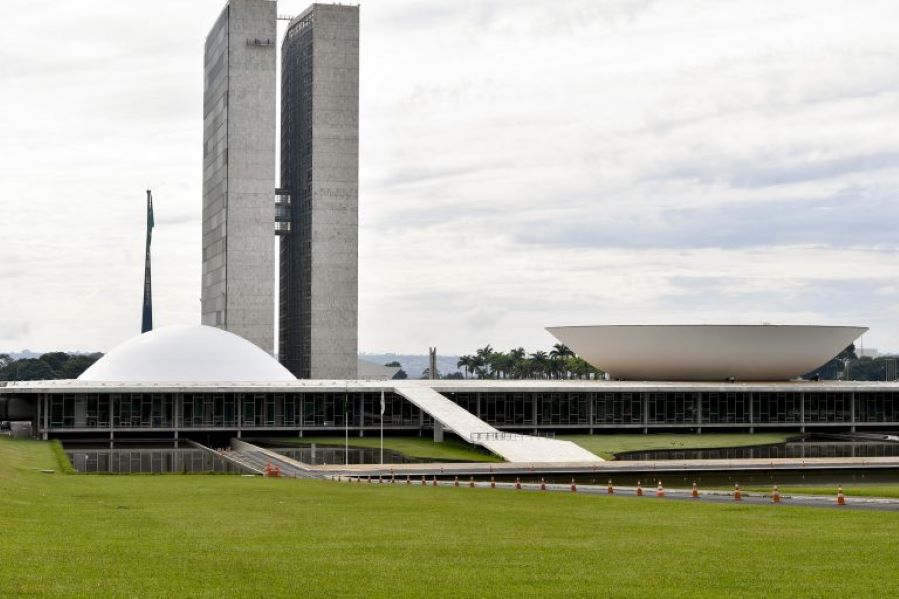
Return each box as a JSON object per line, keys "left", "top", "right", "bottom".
{"left": 201, "top": 0, "right": 277, "bottom": 353}
{"left": 279, "top": 4, "right": 359, "bottom": 379}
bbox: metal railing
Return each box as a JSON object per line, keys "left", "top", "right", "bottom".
{"left": 470, "top": 431, "right": 556, "bottom": 442}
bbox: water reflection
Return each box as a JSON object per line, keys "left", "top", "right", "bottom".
{"left": 65, "top": 447, "right": 239, "bottom": 474}
{"left": 617, "top": 441, "right": 899, "bottom": 461}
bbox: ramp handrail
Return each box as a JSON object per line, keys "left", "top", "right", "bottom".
{"left": 470, "top": 432, "right": 555, "bottom": 442}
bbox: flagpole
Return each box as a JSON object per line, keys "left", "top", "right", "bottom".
{"left": 380, "top": 387, "right": 385, "bottom": 465}
{"left": 344, "top": 385, "right": 349, "bottom": 466}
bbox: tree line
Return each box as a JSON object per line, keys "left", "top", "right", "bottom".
{"left": 452, "top": 344, "right": 603, "bottom": 380}
{"left": 813, "top": 344, "right": 898, "bottom": 382}
{"left": 0, "top": 352, "right": 102, "bottom": 381}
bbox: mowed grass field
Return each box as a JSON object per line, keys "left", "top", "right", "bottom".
{"left": 2, "top": 438, "right": 899, "bottom": 598}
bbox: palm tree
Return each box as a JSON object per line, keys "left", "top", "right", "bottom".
{"left": 508, "top": 347, "right": 527, "bottom": 379}
{"left": 490, "top": 352, "right": 514, "bottom": 379}
{"left": 549, "top": 343, "right": 575, "bottom": 379}
{"left": 476, "top": 345, "right": 494, "bottom": 378}
{"left": 456, "top": 355, "right": 473, "bottom": 379}
{"left": 529, "top": 351, "right": 549, "bottom": 379}
{"left": 470, "top": 354, "right": 486, "bottom": 379}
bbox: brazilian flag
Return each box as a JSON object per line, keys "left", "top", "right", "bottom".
{"left": 141, "top": 190, "right": 154, "bottom": 333}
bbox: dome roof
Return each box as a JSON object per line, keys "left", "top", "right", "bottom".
{"left": 79, "top": 325, "right": 296, "bottom": 382}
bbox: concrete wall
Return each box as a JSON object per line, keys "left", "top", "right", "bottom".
{"left": 309, "top": 4, "right": 359, "bottom": 379}
{"left": 201, "top": 0, "right": 276, "bottom": 354}
{"left": 279, "top": 4, "right": 359, "bottom": 379}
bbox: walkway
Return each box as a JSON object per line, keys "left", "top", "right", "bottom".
{"left": 328, "top": 477, "right": 899, "bottom": 512}
{"left": 315, "top": 455, "right": 899, "bottom": 477}
{"left": 393, "top": 385, "right": 602, "bottom": 463}
{"left": 228, "top": 438, "right": 327, "bottom": 479}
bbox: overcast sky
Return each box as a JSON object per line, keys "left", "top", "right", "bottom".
{"left": 1, "top": 0, "right": 897, "bottom": 356}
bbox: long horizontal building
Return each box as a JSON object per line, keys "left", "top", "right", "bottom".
{"left": 3, "top": 326, "right": 896, "bottom": 461}
{"left": 4, "top": 378, "right": 899, "bottom": 439}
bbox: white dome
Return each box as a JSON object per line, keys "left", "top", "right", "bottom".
{"left": 79, "top": 325, "right": 296, "bottom": 382}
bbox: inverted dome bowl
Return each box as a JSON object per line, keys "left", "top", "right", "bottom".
{"left": 546, "top": 324, "right": 867, "bottom": 381}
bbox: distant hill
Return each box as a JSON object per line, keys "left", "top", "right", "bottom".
{"left": 2, "top": 351, "right": 41, "bottom": 360}
{"left": 359, "top": 353, "right": 461, "bottom": 378}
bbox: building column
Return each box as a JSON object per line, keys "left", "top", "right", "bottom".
{"left": 237, "top": 394, "right": 243, "bottom": 439}
{"left": 299, "top": 394, "right": 304, "bottom": 432}
{"left": 358, "top": 393, "right": 364, "bottom": 437}
{"left": 800, "top": 392, "right": 806, "bottom": 434}
{"left": 850, "top": 392, "right": 856, "bottom": 433}
{"left": 588, "top": 394, "right": 594, "bottom": 435}
{"left": 43, "top": 394, "right": 50, "bottom": 440}
{"left": 642, "top": 393, "right": 648, "bottom": 435}
{"left": 532, "top": 394, "right": 538, "bottom": 435}
{"left": 748, "top": 392, "right": 754, "bottom": 434}
{"left": 476, "top": 392, "right": 481, "bottom": 419}
{"left": 696, "top": 393, "right": 702, "bottom": 434}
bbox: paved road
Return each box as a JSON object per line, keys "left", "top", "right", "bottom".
{"left": 331, "top": 476, "right": 899, "bottom": 511}
{"left": 319, "top": 455, "right": 899, "bottom": 478}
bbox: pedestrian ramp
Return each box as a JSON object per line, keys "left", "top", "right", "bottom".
{"left": 228, "top": 438, "right": 326, "bottom": 478}
{"left": 393, "top": 385, "right": 602, "bottom": 463}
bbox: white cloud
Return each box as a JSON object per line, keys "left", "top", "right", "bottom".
{"left": 1, "top": 0, "right": 897, "bottom": 356}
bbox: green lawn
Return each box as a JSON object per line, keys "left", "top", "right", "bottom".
{"left": 265, "top": 433, "right": 795, "bottom": 464}
{"left": 559, "top": 433, "right": 798, "bottom": 460}
{"left": 2, "top": 438, "right": 899, "bottom": 597}
{"left": 260, "top": 434, "right": 502, "bottom": 462}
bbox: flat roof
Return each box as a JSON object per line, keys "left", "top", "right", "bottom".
{"left": 3, "top": 379, "right": 899, "bottom": 395}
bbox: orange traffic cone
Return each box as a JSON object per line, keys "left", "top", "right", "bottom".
{"left": 571, "top": 478, "right": 577, "bottom": 493}
{"left": 490, "top": 476, "right": 496, "bottom": 489}
{"left": 772, "top": 485, "right": 781, "bottom": 503}
{"left": 607, "top": 479, "right": 614, "bottom": 495}
{"left": 469, "top": 476, "right": 475, "bottom": 488}
{"left": 691, "top": 482, "right": 699, "bottom": 499}
{"left": 837, "top": 486, "right": 846, "bottom": 506}
{"left": 540, "top": 478, "right": 547, "bottom": 491}
{"left": 656, "top": 481, "right": 665, "bottom": 497}
{"left": 515, "top": 477, "right": 522, "bottom": 490}
{"left": 733, "top": 484, "right": 742, "bottom": 501}
{"left": 636, "top": 481, "right": 643, "bottom": 496}
{"left": 454, "top": 476, "right": 460, "bottom": 488}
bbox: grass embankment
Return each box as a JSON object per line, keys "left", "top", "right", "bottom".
{"left": 2, "top": 437, "right": 899, "bottom": 597}
{"left": 559, "top": 433, "right": 797, "bottom": 460}
{"left": 264, "top": 435, "right": 502, "bottom": 462}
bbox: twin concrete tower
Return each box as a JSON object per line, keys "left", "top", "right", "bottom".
{"left": 201, "top": 0, "right": 359, "bottom": 379}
